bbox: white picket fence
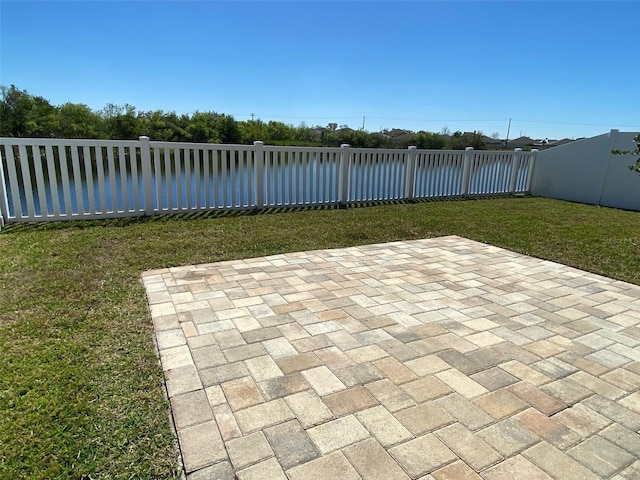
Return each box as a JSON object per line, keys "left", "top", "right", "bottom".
{"left": 0, "top": 137, "right": 537, "bottom": 227}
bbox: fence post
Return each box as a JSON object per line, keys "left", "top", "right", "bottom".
{"left": 0, "top": 147, "right": 8, "bottom": 229}
{"left": 526, "top": 149, "right": 538, "bottom": 194}
{"left": 461, "top": 147, "right": 474, "bottom": 195}
{"left": 509, "top": 148, "right": 523, "bottom": 193}
{"left": 338, "top": 144, "right": 350, "bottom": 207}
{"left": 139, "top": 136, "right": 155, "bottom": 216}
{"left": 254, "top": 141, "right": 264, "bottom": 208}
{"left": 404, "top": 146, "right": 417, "bottom": 200}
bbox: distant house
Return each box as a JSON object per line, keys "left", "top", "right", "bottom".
{"left": 506, "top": 136, "right": 535, "bottom": 150}
{"left": 534, "top": 138, "right": 574, "bottom": 150}
{"left": 482, "top": 136, "right": 503, "bottom": 150}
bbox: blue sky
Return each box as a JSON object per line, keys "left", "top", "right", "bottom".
{"left": 1, "top": 1, "right": 638, "bottom": 140}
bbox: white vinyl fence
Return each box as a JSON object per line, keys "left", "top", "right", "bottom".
{"left": 0, "top": 137, "right": 537, "bottom": 227}
{"left": 531, "top": 129, "right": 640, "bottom": 212}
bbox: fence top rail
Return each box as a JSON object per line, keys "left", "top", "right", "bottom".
{"left": 0, "top": 137, "right": 140, "bottom": 148}
{"left": 0, "top": 138, "right": 540, "bottom": 158}
{"left": 262, "top": 145, "right": 342, "bottom": 154}
{"left": 149, "top": 140, "right": 255, "bottom": 151}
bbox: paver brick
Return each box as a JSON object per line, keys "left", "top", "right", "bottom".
{"left": 159, "top": 344, "right": 194, "bottom": 370}
{"left": 567, "top": 435, "right": 635, "bottom": 477}
{"left": 567, "top": 370, "right": 626, "bottom": 399}
{"left": 301, "top": 365, "right": 347, "bottom": 396}
{"left": 171, "top": 389, "right": 214, "bottom": 430}
{"left": 582, "top": 394, "right": 640, "bottom": 431}
{"left": 347, "top": 344, "right": 389, "bottom": 363}
{"left": 191, "top": 344, "right": 227, "bottom": 370}
{"left": 531, "top": 357, "right": 578, "bottom": 379}
{"left": 395, "top": 401, "right": 453, "bottom": 435}
{"left": 355, "top": 405, "right": 413, "bottom": 447}
{"left": 291, "top": 334, "right": 332, "bottom": 353}
{"left": 307, "top": 414, "right": 370, "bottom": 453}
{"left": 205, "top": 385, "right": 226, "bottom": 407}
{"left": 343, "top": 438, "right": 411, "bottom": 480}
{"left": 617, "top": 460, "right": 640, "bottom": 479}
{"left": 365, "top": 379, "right": 417, "bottom": 412}
{"left": 405, "top": 355, "right": 451, "bottom": 376}
{"left": 323, "top": 386, "right": 379, "bottom": 416}
{"left": 600, "top": 423, "right": 640, "bottom": 457}
{"left": 601, "top": 368, "right": 640, "bottom": 392}
{"left": 389, "top": 434, "right": 457, "bottom": 478}
{"left": 257, "top": 372, "right": 309, "bottom": 400}
{"left": 434, "top": 422, "right": 502, "bottom": 472}
{"left": 326, "top": 328, "right": 363, "bottom": 350}
{"left": 186, "top": 461, "right": 235, "bottom": 480}
{"left": 275, "top": 352, "right": 322, "bottom": 374}
{"left": 473, "top": 389, "right": 528, "bottom": 420}
{"left": 431, "top": 460, "right": 483, "bottom": 480}
{"left": 165, "top": 364, "right": 203, "bottom": 397}
{"left": 181, "top": 322, "right": 198, "bottom": 338}
{"left": 477, "top": 418, "right": 540, "bottom": 457}
{"left": 522, "top": 442, "right": 600, "bottom": 480}
{"left": 177, "top": 421, "right": 227, "bottom": 473}
{"left": 514, "top": 408, "right": 580, "bottom": 450}
{"left": 286, "top": 451, "right": 360, "bottom": 480}
{"left": 214, "top": 329, "right": 247, "bottom": 349}
{"left": 243, "top": 354, "right": 283, "bottom": 382}
{"left": 435, "top": 369, "right": 489, "bottom": 399}
{"left": 401, "top": 375, "right": 454, "bottom": 402}
{"left": 284, "top": 390, "right": 334, "bottom": 428}
{"left": 314, "top": 345, "right": 356, "bottom": 369}
{"left": 225, "top": 431, "right": 273, "bottom": 470}
{"left": 186, "top": 332, "right": 217, "bottom": 350}
{"left": 221, "top": 377, "right": 264, "bottom": 411}
{"left": 212, "top": 403, "right": 243, "bottom": 441}
{"left": 373, "top": 356, "right": 419, "bottom": 384}
{"left": 480, "top": 455, "right": 552, "bottom": 480}
{"left": 507, "top": 381, "right": 567, "bottom": 416}
{"left": 200, "top": 362, "right": 249, "bottom": 387}
{"left": 234, "top": 398, "right": 294, "bottom": 434}
{"left": 379, "top": 337, "right": 422, "bottom": 361}
{"left": 262, "top": 337, "right": 298, "bottom": 359}
{"left": 264, "top": 419, "right": 320, "bottom": 469}
{"left": 236, "top": 457, "right": 287, "bottom": 480}
{"left": 540, "top": 378, "right": 592, "bottom": 405}
{"left": 334, "top": 363, "right": 385, "bottom": 387}
{"left": 499, "top": 360, "right": 552, "bottom": 386}
{"left": 469, "top": 366, "right": 519, "bottom": 391}
{"left": 552, "top": 403, "right": 612, "bottom": 437}
{"left": 435, "top": 393, "right": 494, "bottom": 431}
{"left": 620, "top": 391, "right": 640, "bottom": 414}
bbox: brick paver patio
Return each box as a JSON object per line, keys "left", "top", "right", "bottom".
{"left": 142, "top": 236, "right": 640, "bottom": 479}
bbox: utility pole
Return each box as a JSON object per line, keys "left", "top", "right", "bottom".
{"left": 251, "top": 113, "right": 255, "bottom": 122}
{"left": 362, "top": 116, "right": 365, "bottom": 131}
{"left": 505, "top": 118, "right": 511, "bottom": 149}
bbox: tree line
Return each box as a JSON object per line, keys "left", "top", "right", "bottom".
{"left": 0, "top": 85, "right": 487, "bottom": 149}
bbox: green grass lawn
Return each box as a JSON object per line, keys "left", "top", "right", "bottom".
{"left": 1, "top": 197, "right": 639, "bottom": 478}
